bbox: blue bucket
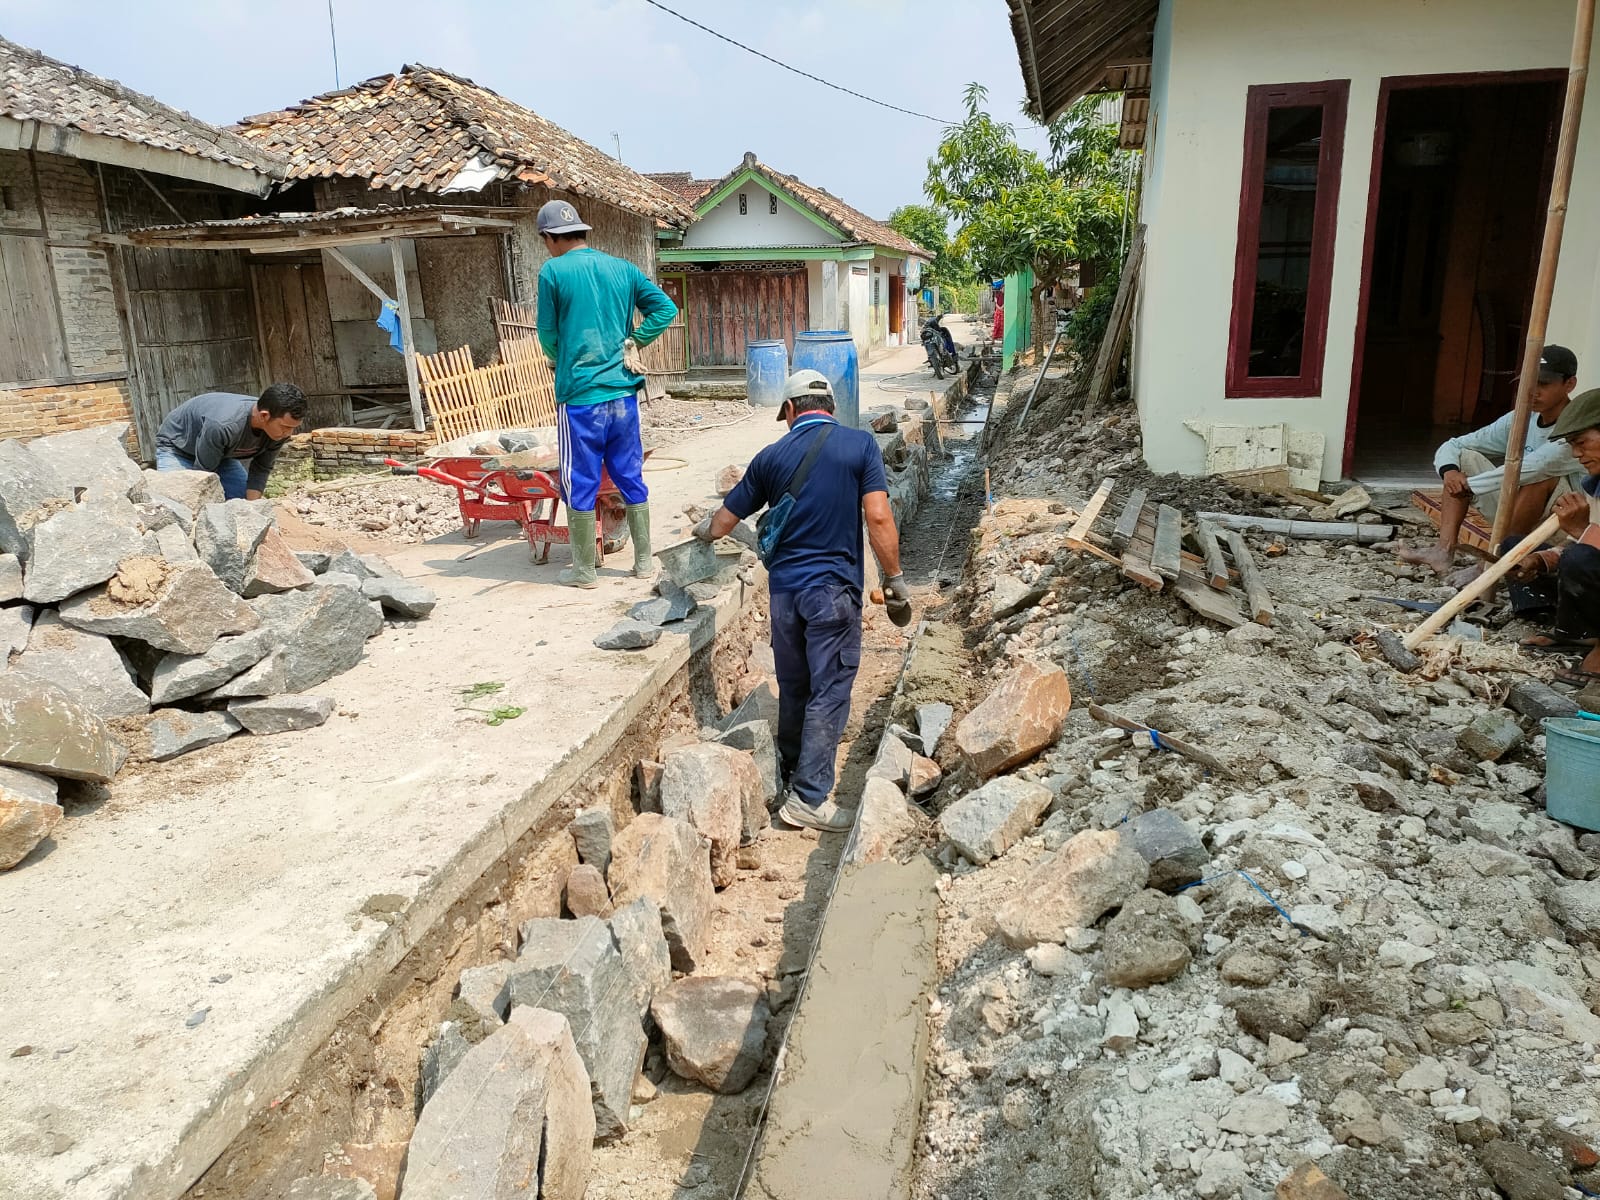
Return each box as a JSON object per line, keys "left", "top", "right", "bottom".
{"left": 1544, "top": 717, "right": 1600, "bottom": 831}
{"left": 746, "top": 340, "right": 788, "bottom": 408}
{"left": 792, "top": 330, "right": 860, "bottom": 429}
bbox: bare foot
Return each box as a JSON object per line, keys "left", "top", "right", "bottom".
{"left": 1445, "top": 563, "right": 1484, "bottom": 590}
{"left": 1396, "top": 542, "right": 1455, "bottom": 575}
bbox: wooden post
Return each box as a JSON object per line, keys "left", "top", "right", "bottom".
{"left": 1151, "top": 504, "right": 1183, "bottom": 581}
{"left": 1403, "top": 512, "right": 1562, "bottom": 649}
{"left": 1196, "top": 519, "right": 1230, "bottom": 590}
{"left": 1223, "top": 529, "right": 1274, "bottom": 626}
{"left": 1491, "top": 0, "right": 1594, "bottom": 549}
{"left": 389, "top": 238, "right": 427, "bottom": 432}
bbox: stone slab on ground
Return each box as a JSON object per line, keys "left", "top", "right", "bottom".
{"left": 1, "top": 602, "right": 33, "bottom": 658}
{"left": 607, "top": 812, "right": 715, "bottom": 972}
{"left": 143, "top": 468, "right": 224, "bottom": 519}
{"left": 27, "top": 424, "right": 144, "bottom": 502}
{"left": 0, "top": 415, "right": 768, "bottom": 1200}
{"left": 13, "top": 611, "right": 148, "bottom": 719}
{"left": 651, "top": 976, "right": 771, "bottom": 1094}
{"left": 149, "top": 711, "right": 242, "bottom": 761}
{"left": 594, "top": 618, "right": 662, "bottom": 651}
{"left": 954, "top": 659, "right": 1073, "bottom": 779}
{"left": 360, "top": 575, "right": 436, "bottom": 618}
{"left": 148, "top": 630, "right": 275, "bottom": 704}
{"left": 569, "top": 807, "right": 614, "bottom": 875}
{"left": 211, "top": 586, "right": 383, "bottom": 697}
{"left": 195, "top": 500, "right": 274, "bottom": 594}
{"left": 994, "top": 828, "right": 1149, "bottom": 949}
{"left": 0, "top": 671, "right": 127, "bottom": 782}
{"left": 849, "top": 777, "right": 922, "bottom": 866}
{"left": 607, "top": 896, "right": 672, "bottom": 1018}
{"left": 22, "top": 501, "right": 152, "bottom": 604}
{"left": 0, "top": 765, "right": 58, "bottom": 804}
{"left": 508, "top": 916, "right": 645, "bottom": 1138}
{"left": 0, "top": 789, "right": 64, "bottom": 869}
{"left": 228, "top": 695, "right": 335, "bottom": 735}
{"left": 1126, "top": 808, "right": 1210, "bottom": 891}
{"left": 659, "top": 742, "right": 761, "bottom": 887}
{"left": 938, "top": 775, "right": 1051, "bottom": 864}
{"left": 403, "top": 1006, "right": 593, "bottom": 1200}
{"left": 750, "top": 857, "right": 938, "bottom": 1200}
{"left": 0, "top": 553, "right": 21, "bottom": 602}
{"left": 712, "top": 719, "right": 780, "bottom": 814}
{"left": 0, "top": 439, "right": 71, "bottom": 560}
{"left": 59, "top": 558, "right": 259, "bottom": 655}
{"left": 243, "top": 528, "right": 317, "bottom": 597}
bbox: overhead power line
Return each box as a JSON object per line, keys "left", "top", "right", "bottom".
{"left": 640, "top": 0, "right": 953, "bottom": 125}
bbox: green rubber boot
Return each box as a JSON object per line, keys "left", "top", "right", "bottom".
{"left": 558, "top": 509, "right": 598, "bottom": 589}
{"left": 626, "top": 502, "right": 654, "bottom": 578}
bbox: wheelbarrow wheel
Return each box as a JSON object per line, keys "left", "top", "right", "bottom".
{"left": 598, "top": 495, "right": 630, "bottom": 556}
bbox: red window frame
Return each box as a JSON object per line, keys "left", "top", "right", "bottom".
{"left": 1225, "top": 80, "right": 1350, "bottom": 398}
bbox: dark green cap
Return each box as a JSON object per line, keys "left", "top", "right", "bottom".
{"left": 1549, "top": 388, "right": 1600, "bottom": 439}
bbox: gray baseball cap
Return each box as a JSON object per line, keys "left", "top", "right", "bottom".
{"left": 536, "top": 199, "right": 591, "bottom": 235}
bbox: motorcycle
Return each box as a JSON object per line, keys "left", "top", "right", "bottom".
{"left": 921, "top": 314, "right": 960, "bottom": 379}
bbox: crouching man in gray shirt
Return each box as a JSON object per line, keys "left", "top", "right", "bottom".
{"left": 155, "top": 383, "right": 307, "bottom": 500}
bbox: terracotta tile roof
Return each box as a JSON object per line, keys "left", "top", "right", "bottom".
{"left": 0, "top": 36, "right": 281, "bottom": 180}
{"left": 643, "top": 172, "right": 718, "bottom": 205}
{"left": 698, "top": 152, "right": 927, "bottom": 258}
{"left": 234, "top": 65, "right": 693, "bottom": 225}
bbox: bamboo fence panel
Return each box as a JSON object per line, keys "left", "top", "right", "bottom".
{"left": 418, "top": 337, "right": 557, "bottom": 444}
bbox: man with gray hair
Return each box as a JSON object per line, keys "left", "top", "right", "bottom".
{"left": 535, "top": 199, "right": 677, "bottom": 587}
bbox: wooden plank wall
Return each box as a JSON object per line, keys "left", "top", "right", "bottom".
{"left": 250, "top": 259, "right": 347, "bottom": 428}
{"left": 685, "top": 268, "right": 808, "bottom": 368}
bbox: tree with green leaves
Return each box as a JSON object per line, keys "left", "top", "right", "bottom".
{"left": 887, "top": 203, "right": 972, "bottom": 298}
{"left": 926, "top": 84, "right": 1134, "bottom": 356}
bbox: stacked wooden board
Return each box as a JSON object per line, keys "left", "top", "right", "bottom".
{"left": 1063, "top": 478, "right": 1274, "bottom": 629}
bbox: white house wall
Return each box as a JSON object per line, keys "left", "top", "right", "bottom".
{"left": 1134, "top": 0, "right": 1600, "bottom": 480}
{"left": 682, "top": 178, "right": 843, "bottom": 249}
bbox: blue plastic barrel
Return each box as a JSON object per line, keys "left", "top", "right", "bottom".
{"left": 746, "top": 340, "right": 788, "bottom": 409}
{"left": 791, "top": 330, "right": 860, "bottom": 428}
{"left": 1544, "top": 717, "right": 1600, "bottom": 831}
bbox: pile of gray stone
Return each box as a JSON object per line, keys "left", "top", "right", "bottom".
{"left": 0, "top": 424, "right": 437, "bottom": 871}
{"left": 401, "top": 696, "right": 787, "bottom": 1198}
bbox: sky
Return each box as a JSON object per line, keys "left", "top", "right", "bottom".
{"left": 0, "top": 0, "right": 1053, "bottom": 219}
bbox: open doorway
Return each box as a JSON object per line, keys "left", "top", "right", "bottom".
{"left": 1347, "top": 72, "right": 1563, "bottom": 482}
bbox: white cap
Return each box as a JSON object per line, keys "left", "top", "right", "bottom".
{"left": 782, "top": 369, "right": 833, "bottom": 401}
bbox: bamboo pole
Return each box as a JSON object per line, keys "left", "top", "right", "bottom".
{"left": 1403, "top": 512, "right": 1561, "bottom": 649}
{"left": 1491, "top": 0, "right": 1594, "bottom": 549}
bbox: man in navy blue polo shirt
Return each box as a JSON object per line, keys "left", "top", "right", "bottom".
{"left": 693, "top": 370, "right": 911, "bottom": 832}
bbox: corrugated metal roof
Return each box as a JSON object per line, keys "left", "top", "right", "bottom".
{"left": 0, "top": 35, "right": 281, "bottom": 179}
{"left": 233, "top": 65, "right": 693, "bottom": 225}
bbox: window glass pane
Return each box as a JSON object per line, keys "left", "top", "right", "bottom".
{"left": 1248, "top": 104, "right": 1324, "bottom": 378}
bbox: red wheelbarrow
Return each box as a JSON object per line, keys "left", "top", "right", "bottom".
{"left": 385, "top": 455, "right": 642, "bottom": 564}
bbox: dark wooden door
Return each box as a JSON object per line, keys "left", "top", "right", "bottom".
{"left": 251, "top": 259, "right": 346, "bottom": 427}
{"left": 641, "top": 273, "right": 688, "bottom": 381}
{"left": 687, "top": 269, "right": 808, "bottom": 367}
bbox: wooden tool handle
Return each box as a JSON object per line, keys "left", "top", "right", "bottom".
{"left": 1402, "top": 512, "right": 1563, "bottom": 650}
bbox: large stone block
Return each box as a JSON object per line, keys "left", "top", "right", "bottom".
{"left": 0, "top": 672, "right": 127, "bottom": 782}
{"left": 0, "top": 554, "right": 21, "bottom": 603}
{"left": 148, "top": 629, "right": 274, "bottom": 703}
{"left": 954, "top": 659, "right": 1072, "bottom": 779}
{"left": 149, "top": 710, "right": 242, "bottom": 761}
{"left": 1126, "top": 808, "right": 1210, "bottom": 892}
{"left": 195, "top": 499, "right": 274, "bottom": 594}
{"left": 849, "top": 776, "right": 921, "bottom": 866}
{"left": 59, "top": 557, "right": 259, "bottom": 655}
{"left": 607, "top": 813, "right": 714, "bottom": 973}
{"left": 22, "top": 500, "right": 152, "bottom": 604}
{"left": 937, "top": 775, "right": 1051, "bottom": 864}
{"left": 210, "top": 586, "right": 383, "bottom": 697}
{"left": 403, "top": 1006, "right": 593, "bottom": 1200}
{"left": 1102, "top": 889, "right": 1199, "bottom": 989}
{"left": 608, "top": 896, "right": 673, "bottom": 1017}
{"left": 14, "top": 611, "right": 148, "bottom": 718}
{"left": 2, "top": 603, "right": 36, "bottom": 658}
{"left": 0, "top": 765, "right": 57, "bottom": 804}
{"left": 28, "top": 424, "right": 144, "bottom": 502}
{"left": 242, "top": 527, "right": 316, "bottom": 597}
{"left": 659, "top": 743, "right": 762, "bottom": 887}
{"left": 713, "top": 719, "right": 780, "bottom": 815}
{"left": 994, "top": 828, "right": 1148, "bottom": 949}
{"left": 360, "top": 575, "right": 436, "bottom": 618}
{"left": 229, "top": 694, "right": 335, "bottom": 734}
{"left": 0, "top": 786, "right": 63, "bottom": 869}
{"left": 651, "top": 976, "right": 771, "bottom": 1094}
{"left": 508, "top": 917, "right": 645, "bottom": 1138}
{"left": 142, "top": 467, "right": 224, "bottom": 518}
{"left": 569, "top": 807, "right": 614, "bottom": 875}
{"left": 0, "top": 440, "right": 71, "bottom": 560}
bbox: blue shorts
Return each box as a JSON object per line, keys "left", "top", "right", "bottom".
{"left": 156, "top": 448, "right": 248, "bottom": 500}
{"left": 557, "top": 395, "right": 648, "bottom": 511}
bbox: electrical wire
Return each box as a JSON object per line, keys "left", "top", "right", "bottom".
{"left": 641, "top": 0, "right": 953, "bottom": 124}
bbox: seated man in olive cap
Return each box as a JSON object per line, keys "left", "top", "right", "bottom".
{"left": 1510, "top": 387, "right": 1600, "bottom": 685}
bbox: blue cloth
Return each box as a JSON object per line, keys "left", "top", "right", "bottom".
{"left": 770, "top": 584, "right": 863, "bottom": 807}
{"left": 722, "top": 414, "right": 889, "bottom": 596}
{"left": 376, "top": 300, "right": 404, "bottom": 352}
{"left": 557, "top": 394, "right": 648, "bottom": 512}
{"left": 156, "top": 447, "right": 248, "bottom": 501}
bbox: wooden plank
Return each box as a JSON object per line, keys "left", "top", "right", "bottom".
{"left": 1120, "top": 538, "right": 1163, "bottom": 591}
{"left": 1085, "top": 225, "right": 1145, "bottom": 417}
{"left": 389, "top": 238, "right": 426, "bottom": 431}
{"left": 1087, "top": 703, "right": 1233, "bottom": 774}
{"left": 1196, "top": 519, "right": 1230, "bottom": 590}
{"left": 1174, "top": 578, "right": 1249, "bottom": 629}
{"left": 1224, "top": 529, "right": 1274, "bottom": 626}
{"left": 1151, "top": 503, "right": 1182, "bottom": 581}
{"left": 1110, "top": 486, "right": 1147, "bottom": 551}
{"left": 1065, "top": 478, "right": 1116, "bottom": 550}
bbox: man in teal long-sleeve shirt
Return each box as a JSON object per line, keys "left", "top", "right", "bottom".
{"left": 535, "top": 199, "right": 677, "bottom": 588}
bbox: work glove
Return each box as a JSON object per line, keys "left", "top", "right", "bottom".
{"left": 691, "top": 516, "right": 717, "bottom": 543}
{"left": 882, "top": 573, "right": 913, "bottom": 628}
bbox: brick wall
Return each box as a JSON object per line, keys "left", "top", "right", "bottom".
{"left": 0, "top": 381, "right": 140, "bottom": 455}
{"left": 278, "top": 427, "right": 436, "bottom": 478}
